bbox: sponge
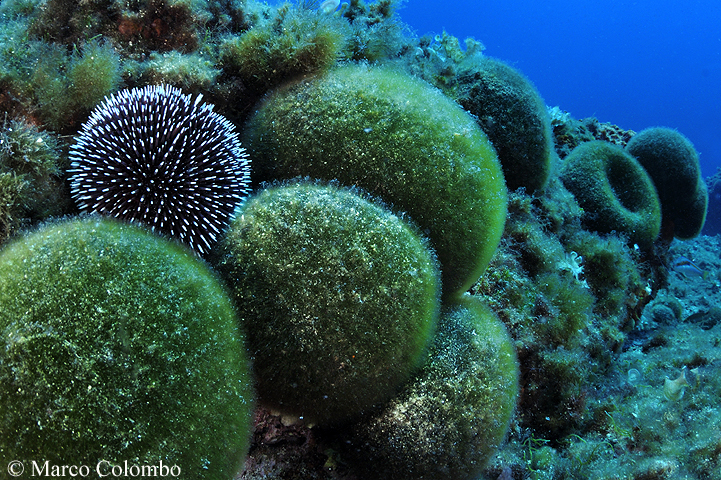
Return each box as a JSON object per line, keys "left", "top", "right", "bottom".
{"left": 213, "top": 181, "right": 440, "bottom": 425}
{"left": 626, "top": 127, "right": 707, "bottom": 239}
{"left": 243, "top": 63, "right": 507, "bottom": 298}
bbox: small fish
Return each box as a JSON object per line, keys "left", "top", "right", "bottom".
{"left": 671, "top": 255, "right": 709, "bottom": 280}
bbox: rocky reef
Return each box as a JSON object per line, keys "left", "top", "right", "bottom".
{"left": 0, "top": 0, "right": 718, "bottom": 479}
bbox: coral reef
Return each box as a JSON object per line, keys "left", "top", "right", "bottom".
{"left": 561, "top": 140, "right": 662, "bottom": 249}
{"left": 0, "top": 217, "right": 254, "bottom": 478}
{"left": 212, "top": 181, "right": 440, "bottom": 425}
{"left": 242, "top": 63, "right": 507, "bottom": 299}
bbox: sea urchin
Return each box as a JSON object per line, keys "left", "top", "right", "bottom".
{"left": 69, "top": 84, "right": 251, "bottom": 254}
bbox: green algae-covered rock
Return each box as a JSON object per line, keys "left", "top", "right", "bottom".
{"left": 674, "top": 179, "right": 708, "bottom": 240}
{"left": 626, "top": 127, "right": 708, "bottom": 239}
{"left": 561, "top": 140, "right": 662, "bottom": 249}
{"left": 0, "top": 218, "right": 254, "bottom": 477}
{"left": 213, "top": 182, "right": 440, "bottom": 425}
{"left": 456, "top": 57, "right": 554, "bottom": 194}
{"left": 242, "top": 63, "right": 507, "bottom": 299}
{"left": 0, "top": 119, "right": 72, "bottom": 247}
{"left": 348, "top": 295, "right": 519, "bottom": 480}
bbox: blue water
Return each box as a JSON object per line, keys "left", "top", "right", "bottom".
{"left": 397, "top": 0, "right": 721, "bottom": 178}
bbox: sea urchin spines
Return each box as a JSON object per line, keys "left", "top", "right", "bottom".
{"left": 69, "top": 84, "right": 251, "bottom": 254}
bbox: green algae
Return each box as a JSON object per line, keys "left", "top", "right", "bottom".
{"left": 242, "top": 63, "right": 507, "bottom": 299}
{"left": 0, "top": 117, "right": 72, "bottom": 246}
{"left": 347, "top": 296, "right": 518, "bottom": 480}
{"left": 0, "top": 1, "right": 717, "bottom": 478}
{"left": 0, "top": 218, "right": 254, "bottom": 477}
{"left": 213, "top": 181, "right": 440, "bottom": 425}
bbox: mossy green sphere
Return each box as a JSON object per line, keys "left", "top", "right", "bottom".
{"left": 348, "top": 295, "right": 519, "bottom": 480}
{"left": 213, "top": 182, "right": 440, "bottom": 425}
{"left": 0, "top": 218, "right": 254, "bottom": 477}
{"left": 561, "top": 140, "right": 662, "bottom": 248}
{"left": 455, "top": 57, "right": 554, "bottom": 193}
{"left": 674, "top": 179, "right": 708, "bottom": 239}
{"left": 626, "top": 127, "right": 707, "bottom": 239}
{"left": 242, "top": 63, "right": 507, "bottom": 299}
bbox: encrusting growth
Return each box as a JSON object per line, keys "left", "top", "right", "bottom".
{"left": 0, "top": 217, "right": 254, "bottom": 477}
{"left": 212, "top": 181, "right": 441, "bottom": 425}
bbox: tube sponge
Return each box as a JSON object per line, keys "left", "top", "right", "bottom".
{"left": 242, "top": 63, "right": 507, "bottom": 299}
{"left": 561, "top": 140, "right": 662, "bottom": 248}
{"left": 626, "top": 127, "right": 708, "bottom": 239}
{"left": 0, "top": 218, "right": 254, "bottom": 477}
{"left": 347, "top": 295, "right": 519, "bottom": 480}
{"left": 212, "top": 181, "right": 441, "bottom": 425}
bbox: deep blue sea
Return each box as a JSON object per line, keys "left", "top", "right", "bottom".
{"left": 397, "top": 0, "right": 721, "bottom": 178}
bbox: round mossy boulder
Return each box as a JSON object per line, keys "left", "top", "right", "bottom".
{"left": 560, "top": 140, "right": 662, "bottom": 248}
{"left": 626, "top": 127, "right": 708, "bottom": 239}
{"left": 674, "top": 179, "right": 708, "bottom": 239}
{"left": 242, "top": 63, "right": 507, "bottom": 299}
{"left": 455, "top": 57, "right": 554, "bottom": 193}
{"left": 0, "top": 217, "right": 254, "bottom": 477}
{"left": 212, "top": 181, "right": 441, "bottom": 425}
{"left": 347, "top": 295, "right": 519, "bottom": 480}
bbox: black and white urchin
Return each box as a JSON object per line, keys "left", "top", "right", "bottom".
{"left": 69, "top": 84, "right": 251, "bottom": 255}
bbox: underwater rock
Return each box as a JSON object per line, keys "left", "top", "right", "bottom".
{"left": 243, "top": 63, "right": 507, "bottom": 299}
{"left": 0, "top": 217, "right": 254, "bottom": 477}
{"left": 213, "top": 181, "right": 440, "bottom": 425}
{"left": 685, "top": 306, "right": 721, "bottom": 330}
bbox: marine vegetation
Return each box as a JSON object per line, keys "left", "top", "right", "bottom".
{"left": 626, "top": 127, "right": 708, "bottom": 240}
{"left": 212, "top": 181, "right": 440, "bottom": 425}
{"left": 242, "top": 63, "right": 507, "bottom": 299}
{"left": 0, "top": 217, "right": 254, "bottom": 478}
{"left": 219, "top": 3, "right": 350, "bottom": 94}
{"left": 456, "top": 57, "right": 554, "bottom": 194}
{"left": 405, "top": 36, "right": 554, "bottom": 194}
{"left": 0, "top": 117, "right": 71, "bottom": 246}
{"left": 346, "top": 296, "right": 519, "bottom": 480}
{"left": 561, "top": 140, "right": 662, "bottom": 249}
{"left": 0, "top": 0, "right": 717, "bottom": 478}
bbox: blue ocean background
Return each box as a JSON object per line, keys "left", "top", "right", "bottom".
{"left": 397, "top": 0, "right": 721, "bottom": 178}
